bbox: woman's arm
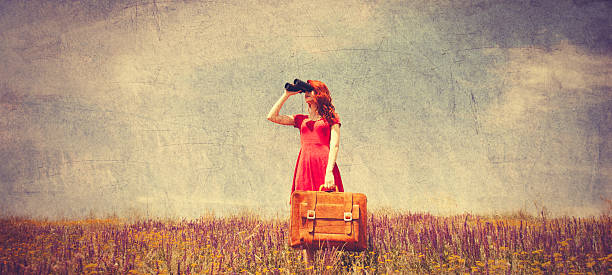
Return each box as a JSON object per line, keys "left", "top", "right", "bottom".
{"left": 323, "top": 123, "right": 340, "bottom": 188}
{"left": 267, "top": 90, "right": 298, "bottom": 125}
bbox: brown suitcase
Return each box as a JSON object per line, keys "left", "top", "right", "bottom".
{"left": 289, "top": 187, "right": 367, "bottom": 251}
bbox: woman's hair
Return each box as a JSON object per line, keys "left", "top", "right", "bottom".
{"left": 307, "top": 80, "right": 339, "bottom": 126}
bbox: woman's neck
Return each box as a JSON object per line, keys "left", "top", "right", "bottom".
{"left": 307, "top": 104, "right": 320, "bottom": 119}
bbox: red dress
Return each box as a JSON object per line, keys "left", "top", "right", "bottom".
{"left": 291, "top": 114, "right": 344, "bottom": 197}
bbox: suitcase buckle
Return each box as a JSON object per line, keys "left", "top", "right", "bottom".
{"left": 307, "top": 210, "right": 316, "bottom": 220}
{"left": 344, "top": 212, "right": 353, "bottom": 221}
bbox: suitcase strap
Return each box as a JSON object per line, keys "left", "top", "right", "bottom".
{"left": 300, "top": 191, "right": 318, "bottom": 243}
{"left": 307, "top": 191, "right": 318, "bottom": 235}
{"left": 343, "top": 192, "right": 353, "bottom": 235}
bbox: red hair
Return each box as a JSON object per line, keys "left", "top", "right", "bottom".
{"left": 307, "top": 80, "right": 339, "bottom": 126}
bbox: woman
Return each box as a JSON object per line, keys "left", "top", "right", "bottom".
{"left": 266, "top": 79, "right": 343, "bottom": 263}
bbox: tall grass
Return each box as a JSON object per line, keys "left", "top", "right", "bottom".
{"left": 0, "top": 211, "right": 610, "bottom": 274}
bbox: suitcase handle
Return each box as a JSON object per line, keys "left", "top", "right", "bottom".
{"left": 319, "top": 185, "right": 338, "bottom": 192}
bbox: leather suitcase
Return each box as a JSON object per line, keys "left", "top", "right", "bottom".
{"left": 289, "top": 188, "right": 367, "bottom": 251}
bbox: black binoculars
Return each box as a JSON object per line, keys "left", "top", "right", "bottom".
{"left": 284, "top": 79, "right": 314, "bottom": 93}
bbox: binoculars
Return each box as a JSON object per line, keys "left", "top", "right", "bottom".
{"left": 284, "top": 79, "right": 314, "bottom": 93}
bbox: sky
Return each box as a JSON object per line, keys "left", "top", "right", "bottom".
{"left": 0, "top": 0, "right": 610, "bottom": 219}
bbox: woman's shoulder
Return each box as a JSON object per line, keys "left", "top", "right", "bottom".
{"left": 293, "top": 114, "right": 308, "bottom": 120}
{"left": 331, "top": 114, "right": 341, "bottom": 127}
{"left": 293, "top": 114, "right": 308, "bottom": 128}
{"left": 321, "top": 115, "right": 341, "bottom": 127}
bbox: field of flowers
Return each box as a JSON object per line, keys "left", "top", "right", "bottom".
{"left": 0, "top": 210, "right": 610, "bottom": 274}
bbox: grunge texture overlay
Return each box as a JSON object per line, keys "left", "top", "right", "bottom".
{"left": 0, "top": 0, "right": 610, "bottom": 219}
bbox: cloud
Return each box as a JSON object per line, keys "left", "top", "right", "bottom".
{"left": 477, "top": 40, "right": 612, "bottom": 216}
{"left": 483, "top": 40, "right": 611, "bottom": 127}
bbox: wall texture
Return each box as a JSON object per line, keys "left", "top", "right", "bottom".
{"left": 1, "top": 0, "right": 610, "bottom": 219}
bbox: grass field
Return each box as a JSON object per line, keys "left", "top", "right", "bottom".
{"left": 0, "top": 211, "right": 610, "bottom": 274}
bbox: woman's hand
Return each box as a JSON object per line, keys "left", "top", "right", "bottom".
{"left": 323, "top": 171, "right": 335, "bottom": 190}
{"left": 285, "top": 89, "right": 300, "bottom": 97}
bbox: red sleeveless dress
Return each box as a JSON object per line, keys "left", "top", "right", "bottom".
{"left": 291, "top": 114, "right": 344, "bottom": 197}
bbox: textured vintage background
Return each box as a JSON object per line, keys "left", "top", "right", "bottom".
{"left": 0, "top": 0, "right": 610, "bottom": 219}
